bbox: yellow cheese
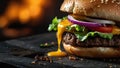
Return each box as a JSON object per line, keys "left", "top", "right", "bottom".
{"left": 47, "top": 19, "right": 72, "bottom": 57}
{"left": 112, "top": 26, "right": 120, "bottom": 35}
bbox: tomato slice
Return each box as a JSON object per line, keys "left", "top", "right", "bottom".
{"left": 90, "top": 26, "right": 113, "bottom": 33}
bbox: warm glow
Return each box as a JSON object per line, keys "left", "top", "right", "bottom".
{"left": 5, "top": 2, "right": 19, "bottom": 21}
{"left": 0, "top": 16, "right": 8, "bottom": 28}
{"left": 19, "top": 8, "right": 30, "bottom": 23}
{"left": 29, "top": 6, "right": 42, "bottom": 19}
{"left": 0, "top": 0, "right": 52, "bottom": 38}
{"left": 25, "top": 0, "right": 43, "bottom": 6}
{"left": 0, "top": 0, "right": 50, "bottom": 24}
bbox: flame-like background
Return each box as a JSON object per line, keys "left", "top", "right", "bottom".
{"left": 0, "top": 0, "right": 65, "bottom": 41}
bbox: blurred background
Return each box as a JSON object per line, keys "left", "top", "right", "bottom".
{"left": 0, "top": 0, "right": 66, "bottom": 41}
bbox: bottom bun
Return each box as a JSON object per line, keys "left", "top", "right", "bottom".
{"left": 63, "top": 43, "right": 120, "bottom": 58}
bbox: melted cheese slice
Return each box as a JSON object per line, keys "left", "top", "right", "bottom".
{"left": 112, "top": 26, "right": 120, "bottom": 35}
{"left": 47, "top": 19, "right": 72, "bottom": 57}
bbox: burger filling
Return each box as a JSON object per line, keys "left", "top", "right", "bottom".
{"left": 48, "top": 15, "right": 120, "bottom": 47}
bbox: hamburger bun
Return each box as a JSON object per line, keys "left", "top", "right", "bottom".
{"left": 47, "top": 0, "right": 120, "bottom": 58}
{"left": 60, "top": 0, "right": 120, "bottom": 58}
{"left": 63, "top": 43, "right": 120, "bottom": 58}
{"left": 60, "top": 0, "right": 120, "bottom": 22}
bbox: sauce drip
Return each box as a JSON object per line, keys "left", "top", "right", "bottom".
{"left": 47, "top": 19, "right": 72, "bottom": 57}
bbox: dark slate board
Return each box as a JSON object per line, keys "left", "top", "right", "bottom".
{"left": 0, "top": 32, "right": 120, "bottom": 68}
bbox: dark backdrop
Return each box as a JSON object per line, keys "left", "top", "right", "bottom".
{"left": 0, "top": 0, "right": 66, "bottom": 41}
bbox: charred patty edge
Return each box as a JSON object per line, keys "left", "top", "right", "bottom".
{"left": 62, "top": 32, "right": 120, "bottom": 47}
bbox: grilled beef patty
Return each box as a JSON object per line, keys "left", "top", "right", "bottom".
{"left": 62, "top": 32, "right": 120, "bottom": 47}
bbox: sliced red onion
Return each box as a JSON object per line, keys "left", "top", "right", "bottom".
{"left": 85, "top": 17, "right": 115, "bottom": 25}
{"left": 67, "top": 15, "right": 102, "bottom": 27}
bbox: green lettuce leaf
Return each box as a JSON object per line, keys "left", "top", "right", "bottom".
{"left": 48, "top": 16, "right": 67, "bottom": 31}
{"left": 66, "top": 24, "right": 113, "bottom": 41}
{"left": 48, "top": 17, "right": 61, "bottom": 31}
{"left": 66, "top": 24, "right": 85, "bottom": 32}
{"left": 75, "top": 31, "right": 113, "bottom": 41}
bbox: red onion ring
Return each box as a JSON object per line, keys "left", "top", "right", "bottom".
{"left": 68, "top": 15, "right": 102, "bottom": 27}
{"left": 85, "top": 17, "right": 115, "bottom": 25}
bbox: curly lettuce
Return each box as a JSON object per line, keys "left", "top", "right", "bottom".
{"left": 75, "top": 31, "right": 113, "bottom": 41}
{"left": 48, "top": 17, "right": 67, "bottom": 31}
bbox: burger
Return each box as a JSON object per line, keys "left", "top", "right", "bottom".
{"left": 48, "top": 0, "right": 120, "bottom": 58}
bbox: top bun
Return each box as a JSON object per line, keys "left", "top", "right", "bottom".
{"left": 60, "top": 0, "right": 120, "bottom": 22}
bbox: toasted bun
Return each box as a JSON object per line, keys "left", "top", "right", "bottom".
{"left": 63, "top": 43, "right": 120, "bottom": 58}
{"left": 60, "top": 0, "right": 120, "bottom": 22}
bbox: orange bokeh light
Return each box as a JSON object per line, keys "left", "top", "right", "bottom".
{"left": 0, "top": 16, "right": 8, "bottom": 28}
{"left": 19, "top": 8, "right": 30, "bottom": 23}
{"left": 0, "top": 0, "right": 53, "bottom": 38}
{"left": 0, "top": 0, "right": 50, "bottom": 24}
{"left": 5, "top": 2, "right": 19, "bottom": 21}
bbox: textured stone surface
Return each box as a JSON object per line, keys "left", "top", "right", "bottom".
{"left": 0, "top": 32, "right": 119, "bottom": 68}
